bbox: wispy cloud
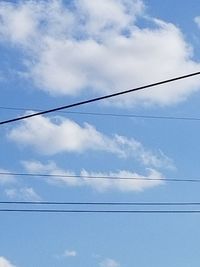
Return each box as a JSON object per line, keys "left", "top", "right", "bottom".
{"left": 5, "top": 187, "right": 41, "bottom": 201}
{"left": 55, "top": 249, "right": 77, "bottom": 261}
{"left": 80, "top": 168, "right": 164, "bottom": 192}
{"left": 63, "top": 250, "right": 77, "bottom": 257}
{"left": 100, "top": 258, "right": 120, "bottom": 267}
{"left": 22, "top": 160, "right": 164, "bottom": 192}
{"left": 8, "top": 115, "right": 173, "bottom": 170}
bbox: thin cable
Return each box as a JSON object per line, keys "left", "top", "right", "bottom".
{"left": 1, "top": 201, "right": 200, "bottom": 206}
{"left": 1, "top": 209, "right": 200, "bottom": 213}
{"left": 1, "top": 171, "right": 200, "bottom": 183}
{"left": 1, "top": 106, "right": 200, "bottom": 121}
{"left": 1, "top": 71, "right": 200, "bottom": 125}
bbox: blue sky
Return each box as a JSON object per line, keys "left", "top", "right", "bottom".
{"left": 1, "top": 0, "right": 200, "bottom": 266}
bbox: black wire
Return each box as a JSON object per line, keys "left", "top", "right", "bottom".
{"left": 1, "top": 171, "right": 200, "bottom": 183}
{"left": 1, "top": 71, "right": 200, "bottom": 125}
{"left": 1, "top": 106, "right": 200, "bottom": 121}
{"left": 1, "top": 201, "right": 200, "bottom": 205}
{"left": 1, "top": 209, "right": 200, "bottom": 213}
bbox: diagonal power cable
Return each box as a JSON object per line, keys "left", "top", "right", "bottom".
{"left": 1, "top": 71, "right": 200, "bottom": 125}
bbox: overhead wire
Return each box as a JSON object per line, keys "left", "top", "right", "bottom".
{"left": 1, "top": 71, "right": 200, "bottom": 125}
{"left": 1, "top": 209, "right": 200, "bottom": 213}
{"left": 1, "top": 201, "right": 200, "bottom": 205}
{"left": 1, "top": 171, "right": 200, "bottom": 183}
{"left": 1, "top": 105, "right": 200, "bottom": 121}
{"left": 3, "top": 201, "right": 200, "bottom": 215}
{"left": 1, "top": 72, "right": 200, "bottom": 214}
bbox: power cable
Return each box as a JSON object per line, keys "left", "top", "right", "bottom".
{"left": 1, "top": 209, "right": 200, "bottom": 213}
{"left": 1, "top": 71, "right": 200, "bottom": 125}
{"left": 1, "top": 201, "right": 200, "bottom": 205}
{"left": 1, "top": 171, "right": 200, "bottom": 183}
{"left": 1, "top": 106, "right": 200, "bottom": 121}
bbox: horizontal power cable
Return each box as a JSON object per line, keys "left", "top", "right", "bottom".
{"left": 1, "top": 105, "right": 200, "bottom": 121}
{"left": 1, "top": 71, "right": 200, "bottom": 125}
{"left": 1, "top": 171, "right": 200, "bottom": 183}
{"left": 1, "top": 201, "right": 200, "bottom": 206}
{"left": 1, "top": 209, "right": 200, "bottom": 213}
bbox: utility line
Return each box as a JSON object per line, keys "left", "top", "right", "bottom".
{"left": 1, "top": 71, "right": 200, "bottom": 125}
{"left": 1, "top": 171, "right": 200, "bottom": 183}
{"left": 1, "top": 209, "right": 200, "bottom": 213}
{"left": 1, "top": 201, "right": 200, "bottom": 206}
{"left": 1, "top": 106, "right": 200, "bottom": 122}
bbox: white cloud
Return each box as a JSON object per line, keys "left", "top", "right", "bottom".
{"left": 80, "top": 168, "right": 163, "bottom": 192}
{"left": 75, "top": 0, "right": 144, "bottom": 35}
{"left": 114, "top": 135, "right": 173, "bottom": 169}
{"left": 0, "top": 0, "right": 74, "bottom": 45}
{"left": 5, "top": 187, "right": 41, "bottom": 201}
{"left": 30, "top": 20, "right": 200, "bottom": 107}
{"left": 0, "top": 1, "right": 38, "bottom": 44}
{"left": 100, "top": 258, "right": 120, "bottom": 267}
{"left": 55, "top": 249, "right": 77, "bottom": 260}
{"left": 22, "top": 160, "right": 164, "bottom": 192}
{"left": 0, "top": 169, "right": 15, "bottom": 185}
{"left": 8, "top": 115, "right": 172, "bottom": 169}
{"left": 7, "top": 114, "right": 120, "bottom": 155}
{"left": 63, "top": 250, "right": 77, "bottom": 257}
{"left": 22, "top": 160, "right": 79, "bottom": 187}
{"left": 0, "top": 257, "right": 16, "bottom": 267}
{"left": 0, "top": 0, "right": 199, "bottom": 106}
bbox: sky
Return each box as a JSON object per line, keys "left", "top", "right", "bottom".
{"left": 1, "top": 0, "right": 200, "bottom": 266}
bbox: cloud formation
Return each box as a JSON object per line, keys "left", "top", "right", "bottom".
{"left": 0, "top": 0, "right": 199, "bottom": 106}
{"left": 0, "top": 257, "right": 16, "bottom": 267}
{"left": 100, "top": 258, "right": 120, "bottom": 267}
{"left": 5, "top": 187, "right": 41, "bottom": 201}
{"left": 22, "top": 160, "right": 164, "bottom": 192}
{"left": 63, "top": 250, "right": 77, "bottom": 257}
{"left": 8, "top": 115, "right": 173, "bottom": 169}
